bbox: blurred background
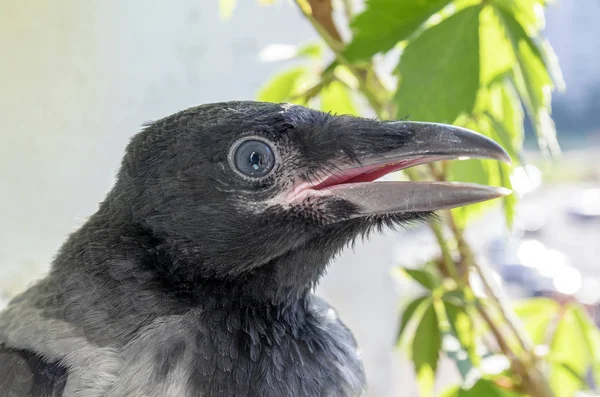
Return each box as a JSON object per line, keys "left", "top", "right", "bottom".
{"left": 1, "top": 1, "right": 599, "bottom": 396}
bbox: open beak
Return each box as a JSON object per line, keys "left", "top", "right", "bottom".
{"left": 288, "top": 121, "right": 512, "bottom": 217}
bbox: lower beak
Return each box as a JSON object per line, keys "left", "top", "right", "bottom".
{"left": 292, "top": 122, "right": 512, "bottom": 216}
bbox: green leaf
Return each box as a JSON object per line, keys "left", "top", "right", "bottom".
{"left": 513, "top": 297, "right": 559, "bottom": 345}
{"left": 219, "top": 0, "right": 237, "bottom": 20}
{"left": 397, "top": 295, "right": 430, "bottom": 344}
{"left": 492, "top": 0, "right": 546, "bottom": 34}
{"left": 479, "top": 5, "right": 515, "bottom": 85}
{"left": 495, "top": 6, "right": 560, "bottom": 155}
{"left": 546, "top": 358, "right": 589, "bottom": 390}
{"left": 345, "top": 0, "right": 454, "bottom": 61}
{"left": 571, "top": 304, "right": 600, "bottom": 390}
{"left": 403, "top": 267, "right": 441, "bottom": 290}
{"left": 438, "top": 385, "right": 461, "bottom": 397}
{"left": 447, "top": 115, "right": 503, "bottom": 228}
{"left": 393, "top": 5, "right": 481, "bottom": 124}
{"left": 586, "top": 325, "right": 600, "bottom": 388}
{"left": 412, "top": 300, "right": 442, "bottom": 397}
{"left": 481, "top": 81, "right": 523, "bottom": 228}
{"left": 444, "top": 301, "right": 474, "bottom": 353}
{"left": 549, "top": 304, "right": 593, "bottom": 397}
{"left": 448, "top": 159, "right": 498, "bottom": 229}
{"left": 320, "top": 81, "right": 359, "bottom": 116}
{"left": 257, "top": 67, "right": 311, "bottom": 104}
{"left": 438, "top": 378, "right": 527, "bottom": 396}
{"left": 296, "top": 43, "right": 323, "bottom": 60}
{"left": 442, "top": 289, "right": 467, "bottom": 306}
{"left": 483, "top": 85, "right": 524, "bottom": 163}
{"left": 442, "top": 300, "right": 477, "bottom": 380}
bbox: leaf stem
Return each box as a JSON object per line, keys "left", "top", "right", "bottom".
{"left": 340, "top": 0, "right": 354, "bottom": 23}
{"left": 448, "top": 215, "right": 534, "bottom": 355}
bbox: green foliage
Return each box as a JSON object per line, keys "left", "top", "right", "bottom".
{"left": 344, "top": 0, "right": 454, "bottom": 61}
{"left": 444, "top": 300, "right": 475, "bottom": 357}
{"left": 257, "top": 66, "right": 313, "bottom": 105}
{"left": 513, "top": 298, "right": 560, "bottom": 345}
{"left": 403, "top": 267, "right": 442, "bottom": 291}
{"left": 320, "top": 81, "right": 359, "bottom": 116}
{"left": 249, "top": 0, "right": 578, "bottom": 396}
{"left": 548, "top": 305, "right": 596, "bottom": 397}
{"left": 412, "top": 300, "right": 442, "bottom": 396}
{"left": 396, "top": 295, "right": 430, "bottom": 344}
{"left": 496, "top": 6, "right": 560, "bottom": 155}
{"left": 439, "top": 379, "right": 527, "bottom": 396}
{"left": 393, "top": 5, "right": 481, "bottom": 124}
{"left": 296, "top": 43, "right": 323, "bottom": 60}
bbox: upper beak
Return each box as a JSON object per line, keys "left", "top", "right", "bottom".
{"left": 289, "top": 121, "right": 512, "bottom": 217}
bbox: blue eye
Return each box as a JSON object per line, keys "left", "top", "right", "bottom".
{"left": 233, "top": 139, "right": 275, "bottom": 178}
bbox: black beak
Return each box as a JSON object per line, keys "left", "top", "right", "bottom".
{"left": 289, "top": 121, "right": 512, "bottom": 217}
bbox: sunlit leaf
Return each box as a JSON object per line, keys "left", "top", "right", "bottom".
{"left": 394, "top": 5, "right": 481, "bottom": 124}
{"left": 219, "top": 0, "right": 237, "bottom": 20}
{"left": 438, "top": 384, "right": 461, "bottom": 397}
{"left": 492, "top": 0, "right": 545, "bottom": 34}
{"left": 479, "top": 5, "right": 515, "bottom": 85}
{"left": 442, "top": 289, "right": 467, "bottom": 306}
{"left": 345, "top": 0, "right": 454, "bottom": 61}
{"left": 447, "top": 114, "right": 503, "bottom": 228}
{"left": 444, "top": 301, "right": 474, "bottom": 354}
{"left": 320, "top": 81, "right": 359, "bottom": 116}
{"left": 585, "top": 324, "right": 600, "bottom": 389}
{"left": 402, "top": 267, "right": 441, "bottom": 291}
{"left": 412, "top": 300, "right": 442, "bottom": 396}
{"left": 484, "top": 84, "right": 524, "bottom": 163}
{"left": 495, "top": 6, "right": 560, "bottom": 155}
{"left": 546, "top": 357, "right": 589, "bottom": 390}
{"left": 257, "top": 67, "right": 311, "bottom": 104}
{"left": 296, "top": 42, "right": 323, "bottom": 60}
{"left": 397, "top": 295, "right": 430, "bottom": 344}
{"left": 477, "top": 81, "right": 522, "bottom": 228}
{"left": 549, "top": 304, "right": 593, "bottom": 397}
{"left": 438, "top": 378, "right": 527, "bottom": 396}
{"left": 449, "top": 78, "right": 521, "bottom": 227}
{"left": 571, "top": 305, "right": 600, "bottom": 390}
{"left": 448, "top": 159, "right": 499, "bottom": 229}
{"left": 442, "top": 301, "right": 478, "bottom": 379}
{"left": 513, "top": 297, "right": 559, "bottom": 345}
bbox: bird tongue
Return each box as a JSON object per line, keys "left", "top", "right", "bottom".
{"left": 311, "top": 159, "right": 423, "bottom": 189}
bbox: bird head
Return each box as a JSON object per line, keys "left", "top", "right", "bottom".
{"left": 113, "top": 101, "right": 510, "bottom": 303}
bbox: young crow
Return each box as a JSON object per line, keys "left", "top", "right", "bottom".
{"left": 0, "top": 102, "right": 510, "bottom": 397}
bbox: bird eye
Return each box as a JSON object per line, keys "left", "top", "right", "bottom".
{"left": 232, "top": 139, "right": 275, "bottom": 178}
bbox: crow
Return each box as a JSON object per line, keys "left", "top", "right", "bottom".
{"left": 0, "top": 101, "right": 510, "bottom": 397}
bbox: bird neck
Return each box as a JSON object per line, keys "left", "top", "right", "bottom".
{"left": 52, "top": 203, "right": 331, "bottom": 315}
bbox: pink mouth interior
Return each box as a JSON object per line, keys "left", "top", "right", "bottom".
{"left": 311, "top": 159, "right": 423, "bottom": 190}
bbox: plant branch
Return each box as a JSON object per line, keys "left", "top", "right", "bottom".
{"left": 340, "top": 0, "right": 354, "bottom": 23}
{"left": 294, "top": 0, "right": 389, "bottom": 118}
{"left": 306, "top": 0, "right": 343, "bottom": 43}
{"left": 449, "top": 215, "right": 534, "bottom": 355}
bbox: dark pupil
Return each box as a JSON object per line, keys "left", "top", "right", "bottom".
{"left": 249, "top": 152, "right": 263, "bottom": 170}
{"left": 233, "top": 139, "right": 275, "bottom": 178}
